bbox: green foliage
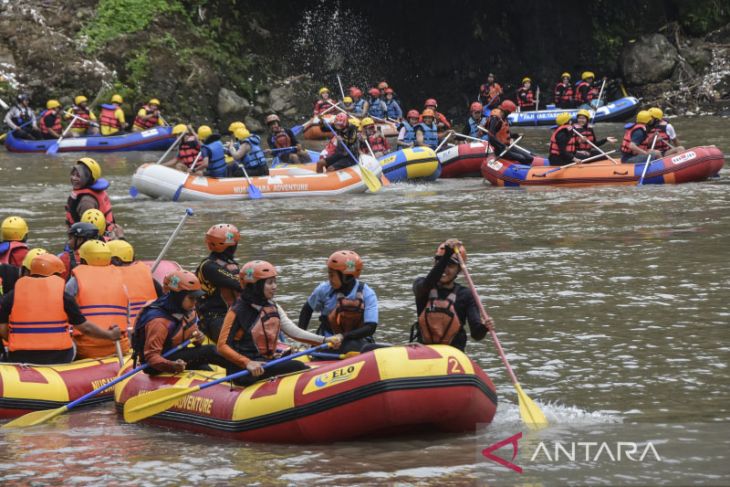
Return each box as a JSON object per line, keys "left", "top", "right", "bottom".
{"left": 677, "top": 0, "right": 730, "bottom": 36}
{"left": 125, "top": 49, "right": 150, "bottom": 89}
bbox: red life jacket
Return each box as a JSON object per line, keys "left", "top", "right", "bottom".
{"left": 575, "top": 125, "right": 596, "bottom": 151}
{"left": 554, "top": 82, "right": 574, "bottom": 105}
{"left": 99, "top": 105, "right": 121, "bottom": 129}
{"left": 517, "top": 88, "right": 535, "bottom": 108}
{"left": 488, "top": 109, "right": 511, "bottom": 145}
{"left": 65, "top": 187, "right": 115, "bottom": 227}
{"left": 367, "top": 134, "right": 388, "bottom": 153}
{"left": 0, "top": 241, "right": 28, "bottom": 266}
{"left": 70, "top": 106, "right": 92, "bottom": 130}
{"left": 133, "top": 105, "right": 159, "bottom": 130}
{"left": 39, "top": 109, "right": 62, "bottom": 135}
{"left": 549, "top": 124, "right": 577, "bottom": 156}
{"left": 327, "top": 282, "right": 365, "bottom": 334}
{"left": 644, "top": 123, "right": 671, "bottom": 152}
{"left": 574, "top": 81, "right": 598, "bottom": 104}
{"left": 274, "top": 130, "right": 292, "bottom": 148}
{"left": 620, "top": 124, "right": 647, "bottom": 155}
{"left": 313, "top": 99, "right": 337, "bottom": 116}
{"left": 249, "top": 302, "right": 281, "bottom": 358}
{"left": 177, "top": 137, "right": 200, "bottom": 167}
{"left": 417, "top": 288, "right": 461, "bottom": 345}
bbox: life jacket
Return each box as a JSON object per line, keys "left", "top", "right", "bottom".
{"left": 117, "top": 261, "right": 157, "bottom": 323}
{"left": 418, "top": 122, "right": 439, "bottom": 149}
{"left": 338, "top": 125, "right": 361, "bottom": 155}
{"left": 517, "top": 88, "right": 535, "bottom": 108}
{"left": 367, "top": 134, "right": 388, "bottom": 153}
{"left": 645, "top": 123, "right": 671, "bottom": 152}
{"left": 353, "top": 98, "right": 366, "bottom": 116}
{"left": 549, "top": 124, "right": 577, "bottom": 156}
{"left": 72, "top": 264, "right": 130, "bottom": 359}
{"left": 39, "top": 109, "right": 62, "bottom": 135}
{"left": 248, "top": 302, "right": 281, "bottom": 358}
{"left": 177, "top": 136, "right": 200, "bottom": 167}
{"left": 196, "top": 256, "right": 240, "bottom": 312}
{"left": 417, "top": 288, "right": 461, "bottom": 345}
{"left": 241, "top": 134, "right": 267, "bottom": 168}
{"left": 574, "top": 81, "right": 598, "bottom": 104}
{"left": 386, "top": 99, "right": 400, "bottom": 119}
{"left": 368, "top": 99, "right": 386, "bottom": 119}
{"left": 133, "top": 105, "right": 159, "bottom": 130}
{"left": 480, "top": 83, "right": 502, "bottom": 107}
{"left": 620, "top": 123, "right": 647, "bottom": 156}
{"left": 58, "top": 248, "right": 80, "bottom": 281}
{"left": 313, "top": 99, "right": 337, "bottom": 115}
{"left": 65, "top": 179, "right": 115, "bottom": 228}
{"left": 202, "top": 140, "right": 227, "bottom": 178}
{"left": 99, "top": 104, "right": 121, "bottom": 129}
{"left": 575, "top": 125, "right": 596, "bottom": 151}
{"left": 468, "top": 117, "right": 487, "bottom": 138}
{"left": 488, "top": 109, "right": 511, "bottom": 145}
{"left": 327, "top": 282, "right": 365, "bottom": 334}
{"left": 554, "top": 82, "right": 574, "bottom": 105}
{"left": 8, "top": 275, "right": 74, "bottom": 352}
{"left": 10, "top": 105, "right": 34, "bottom": 126}
{"left": 131, "top": 295, "right": 196, "bottom": 365}
{"left": 398, "top": 121, "right": 417, "bottom": 144}
{"left": 70, "top": 105, "right": 92, "bottom": 130}
{"left": 0, "top": 241, "right": 28, "bottom": 266}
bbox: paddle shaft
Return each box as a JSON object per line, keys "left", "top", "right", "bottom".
{"left": 151, "top": 208, "right": 194, "bottom": 273}
{"left": 435, "top": 131, "right": 453, "bottom": 152}
{"left": 638, "top": 133, "right": 659, "bottom": 185}
{"left": 47, "top": 115, "right": 80, "bottom": 152}
{"left": 453, "top": 132, "right": 488, "bottom": 144}
{"left": 155, "top": 131, "right": 185, "bottom": 164}
{"left": 336, "top": 74, "right": 346, "bottom": 99}
{"left": 542, "top": 150, "right": 616, "bottom": 175}
{"left": 590, "top": 79, "right": 607, "bottom": 124}
{"left": 571, "top": 128, "right": 618, "bottom": 163}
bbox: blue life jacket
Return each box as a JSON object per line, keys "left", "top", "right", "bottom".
{"left": 418, "top": 122, "right": 439, "bottom": 149}
{"left": 398, "top": 121, "right": 416, "bottom": 144}
{"left": 369, "top": 99, "right": 386, "bottom": 119}
{"left": 353, "top": 99, "right": 366, "bottom": 117}
{"left": 468, "top": 117, "right": 488, "bottom": 139}
{"left": 12, "top": 106, "right": 34, "bottom": 126}
{"left": 241, "top": 134, "right": 267, "bottom": 169}
{"left": 203, "top": 140, "right": 227, "bottom": 178}
{"left": 386, "top": 99, "right": 402, "bottom": 119}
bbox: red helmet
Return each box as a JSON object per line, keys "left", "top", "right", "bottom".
{"left": 334, "top": 112, "right": 349, "bottom": 129}
{"left": 368, "top": 88, "right": 380, "bottom": 97}
{"left": 470, "top": 102, "right": 483, "bottom": 112}
{"left": 163, "top": 270, "right": 204, "bottom": 296}
{"left": 350, "top": 87, "right": 362, "bottom": 98}
{"left": 239, "top": 260, "right": 277, "bottom": 285}
{"left": 499, "top": 100, "right": 517, "bottom": 113}
{"left": 205, "top": 223, "right": 240, "bottom": 252}
{"left": 424, "top": 98, "right": 438, "bottom": 108}
{"left": 435, "top": 242, "right": 467, "bottom": 264}
{"left": 327, "top": 250, "right": 363, "bottom": 278}
{"left": 407, "top": 109, "right": 420, "bottom": 119}
{"left": 384, "top": 88, "right": 394, "bottom": 94}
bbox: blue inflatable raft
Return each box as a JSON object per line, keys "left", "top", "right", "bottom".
{"left": 4, "top": 126, "right": 175, "bottom": 153}
{"left": 503, "top": 96, "right": 640, "bottom": 127}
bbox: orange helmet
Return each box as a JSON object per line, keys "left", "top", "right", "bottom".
{"left": 424, "top": 98, "right": 438, "bottom": 108}
{"left": 30, "top": 253, "right": 65, "bottom": 277}
{"left": 435, "top": 242, "right": 467, "bottom": 264}
{"left": 334, "top": 112, "right": 349, "bottom": 129}
{"left": 470, "top": 102, "right": 483, "bottom": 113}
{"left": 239, "top": 260, "right": 278, "bottom": 285}
{"left": 164, "top": 270, "right": 204, "bottom": 296}
{"left": 422, "top": 108, "right": 435, "bottom": 118}
{"left": 205, "top": 223, "right": 240, "bottom": 252}
{"left": 499, "top": 100, "right": 517, "bottom": 113}
{"left": 327, "top": 250, "right": 363, "bottom": 278}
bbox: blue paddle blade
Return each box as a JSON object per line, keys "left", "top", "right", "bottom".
{"left": 172, "top": 184, "right": 184, "bottom": 202}
{"left": 248, "top": 184, "right": 263, "bottom": 199}
{"left": 291, "top": 124, "right": 303, "bottom": 136}
{"left": 129, "top": 186, "right": 139, "bottom": 198}
{"left": 46, "top": 143, "right": 59, "bottom": 155}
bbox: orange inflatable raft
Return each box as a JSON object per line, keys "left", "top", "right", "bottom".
{"left": 302, "top": 115, "right": 399, "bottom": 140}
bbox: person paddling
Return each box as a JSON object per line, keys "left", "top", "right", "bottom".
{"left": 228, "top": 126, "right": 269, "bottom": 177}
{"left": 132, "top": 98, "right": 163, "bottom": 132}
{"left": 485, "top": 100, "right": 533, "bottom": 165}
{"left": 315, "top": 112, "right": 362, "bottom": 173}
{"left": 620, "top": 111, "right": 662, "bottom": 163}
{"left": 548, "top": 112, "right": 580, "bottom": 166}
{"left": 196, "top": 125, "right": 227, "bottom": 178}
{"left": 313, "top": 87, "right": 338, "bottom": 117}
{"left": 265, "top": 114, "right": 310, "bottom": 164}
{"left": 66, "top": 95, "right": 98, "bottom": 137}
{"left": 573, "top": 108, "right": 616, "bottom": 156}
{"left": 38, "top": 100, "right": 63, "bottom": 140}
{"left": 4, "top": 93, "right": 40, "bottom": 140}
{"left": 360, "top": 117, "right": 390, "bottom": 157}
{"left": 0, "top": 216, "right": 30, "bottom": 268}
{"left": 163, "top": 124, "right": 201, "bottom": 173}
{"left": 647, "top": 107, "right": 685, "bottom": 156}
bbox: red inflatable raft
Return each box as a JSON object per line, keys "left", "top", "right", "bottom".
{"left": 437, "top": 142, "right": 491, "bottom": 177}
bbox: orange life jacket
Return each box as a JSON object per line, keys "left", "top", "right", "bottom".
{"left": 39, "top": 109, "right": 62, "bottom": 135}
{"left": 177, "top": 136, "right": 200, "bottom": 166}
{"left": 274, "top": 131, "right": 292, "bottom": 148}
{"left": 133, "top": 105, "right": 160, "bottom": 130}
{"left": 575, "top": 125, "right": 596, "bottom": 151}
{"left": 549, "top": 124, "right": 577, "bottom": 156}
{"left": 249, "top": 302, "right": 281, "bottom": 359}
{"left": 574, "top": 81, "right": 598, "bottom": 104}
{"left": 72, "top": 265, "right": 129, "bottom": 358}
{"left": 65, "top": 187, "right": 115, "bottom": 228}
{"left": 327, "top": 282, "right": 365, "bottom": 334}
{"left": 8, "top": 276, "right": 73, "bottom": 352}
{"left": 117, "top": 262, "right": 157, "bottom": 322}
{"left": 620, "top": 123, "right": 647, "bottom": 156}
{"left": 0, "top": 241, "right": 28, "bottom": 266}
{"left": 417, "top": 288, "right": 461, "bottom": 345}
{"left": 480, "top": 82, "right": 503, "bottom": 107}
{"left": 99, "top": 105, "right": 121, "bottom": 129}
{"left": 70, "top": 106, "right": 92, "bottom": 130}
{"left": 488, "top": 108, "right": 511, "bottom": 145}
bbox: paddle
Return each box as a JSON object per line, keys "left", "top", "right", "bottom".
{"left": 0, "top": 97, "right": 8, "bottom": 110}
{"left": 454, "top": 248, "right": 547, "bottom": 429}
{"left": 637, "top": 134, "right": 659, "bottom": 186}
{"left": 240, "top": 165, "right": 263, "bottom": 199}
{"left": 362, "top": 136, "right": 390, "bottom": 185}
{"left": 156, "top": 130, "right": 185, "bottom": 165}
{"left": 571, "top": 128, "right": 619, "bottom": 164}
{"left": 336, "top": 74, "right": 346, "bottom": 99}
{"left": 171, "top": 152, "right": 203, "bottom": 202}
{"left": 590, "top": 79, "right": 607, "bottom": 124}
{"left": 539, "top": 150, "right": 616, "bottom": 176}
{"left": 308, "top": 351, "right": 360, "bottom": 360}
{"left": 151, "top": 208, "right": 194, "bottom": 273}
{"left": 2, "top": 338, "right": 195, "bottom": 429}
{"left": 115, "top": 340, "right": 124, "bottom": 367}
{"left": 453, "top": 131, "right": 488, "bottom": 145}
{"left": 322, "top": 119, "right": 381, "bottom": 192}
{"left": 123, "top": 343, "right": 330, "bottom": 423}
{"left": 435, "top": 130, "right": 454, "bottom": 152}
{"left": 534, "top": 86, "right": 541, "bottom": 126}
{"left": 46, "top": 115, "right": 80, "bottom": 155}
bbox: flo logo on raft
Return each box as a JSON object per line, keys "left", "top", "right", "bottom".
{"left": 482, "top": 432, "right": 523, "bottom": 473}
{"left": 302, "top": 362, "right": 365, "bottom": 394}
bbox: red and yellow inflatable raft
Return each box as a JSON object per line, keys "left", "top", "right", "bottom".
{"left": 115, "top": 345, "right": 498, "bottom": 443}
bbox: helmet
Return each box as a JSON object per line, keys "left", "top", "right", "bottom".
{"left": 228, "top": 121, "right": 245, "bottom": 133}
{"left": 407, "top": 109, "right": 420, "bottom": 119}
{"left": 576, "top": 109, "right": 591, "bottom": 119}
{"left": 499, "top": 100, "right": 517, "bottom": 113}
{"left": 80, "top": 209, "right": 107, "bottom": 235}
{"left": 368, "top": 88, "right": 380, "bottom": 97}
{"left": 148, "top": 98, "right": 161, "bottom": 106}
{"left": 205, "top": 223, "right": 240, "bottom": 252}
{"left": 30, "top": 253, "right": 65, "bottom": 277}
{"left": 360, "top": 117, "right": 375, "bottom": 128}
{"left": 111, "top": 94, "right": 123, "bottom": 104}
{"left": 649, "top": 107, "right": 664, "bottom": 120}
{"left": 636, "top": 110, "right": 652, "bottom": 125}
{"left": 172, "top": 123, "right": 187, "bottom": 135}
{"left": 384, "top": 88, "right": 394, "bottom": 94}
{"left": 68, "top": 222, "right": 99, "bottom": 239}
{"left": 470, "top": 102, "right": 483, "bottom": 112}
{"left": 424, "top": 98, "right": 438, "bottom": 108}
{"left": 239, "top": 260, "right": 278, "bottom": 285}
{"left": 265, "top": 114, "right": 280, "bottom": 125}
{"left": 522, "top": 77, "right": 531, "bottom": 83}
{"left": 334, "top": 112, "right": 349, "bottom": 129}
{"left": 75, "top": 95, "right": 88, "bottom": 105}
{"left": 343, "top": 96, "right": 353, "bottom": 104}
{"left": 78, "top": 240, "right": 112, "bottom": 266}
{"left": 164, "top": 270, "right": 204, "bottom": 296}
{"left": 46, "top": 99, "right": 61, "bottom": 109}
{"left": 556, "top": 112, "right": 572, "bottom": 126}
{"left": 107, "top": 239, "right": 134, "bottom": 263}
{"left": 561, "top": 72, "right": 571, "bottom": 79}
{"left": 1, "top": 216, "right": 29, "bottom": 241}
{"left": 581, "top": 71, "right": 595, "bottom": 80}
{"left": 435, "top": 242, "right": 467, "bottom": 264}
{"left": 76, "top": 157, "right": 102, "bottom": 181}
{"left": 319, "top": 87, "right": 330, "bottom": 95}
{"left": 17, "top": 93, "right": 29, "bottom": 103}
{"left": 422, "top": 108, "right": 435, "bottom": 118}
{"left": 197, "top": 125, "right": 212, "bottom": 141}
{"left": 351, "top": 88, "right": 362, "bottom": 98}
{"left": 22, "top": 248, "right": 47, "bottom": 271}
{"left": 234, "top": 127, "right": 251, "bottom": 140}
{"left": 327, "top": 250, "right": 363, "bottom": 278}
{"left": 378, "top": 81, "right": 389, "bottom": 90}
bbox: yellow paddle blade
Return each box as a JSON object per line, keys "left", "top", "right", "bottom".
{"left": 359, "top": 164, "right": 382, "bottom": 193}
{"left": 123, "top": 385, "right": 200, "bottom": 424}
{"left": 515, "top": 382, "right": 548, "bottom": 429}
{"left": 1, "top": 405, "right": 69, "bottom": 429}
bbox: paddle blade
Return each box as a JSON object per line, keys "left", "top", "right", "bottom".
{"left": 2, "top": 405, "right": 68, "bottom": 429}
{"left": 380, "top": 172, "right": 391, "bottom": 186}
{"left": 171, "top": 184, "right": 184, "bottom": 202}
{"left": 129, "top": 186, "right": 139, "bottom": 198}
{"left": 515, "top": 382, "right": 548, "bottom": 429}
{"left": 45, "top": 143, "right": 59, "bottom": 155}
{"left": 123, "top": 385, "right": 199, "bottom": 423}
{"left": 359, "top": 165, "right": 382, "bottom": 193}
{"left": 247, "top": 183, "right": 263, "bottom": 199}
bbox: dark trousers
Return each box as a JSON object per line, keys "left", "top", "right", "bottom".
{"left": 199, "top": 311, "right": 226, "bottom": 343}
{"left": 229, "top": 360, "right": 308, "bottom": 386}
{"left": 6, "top": 347, "right": 75, "bottom": 364}
{"left": 245, "top": 165, "right": 270, "bottom": 177}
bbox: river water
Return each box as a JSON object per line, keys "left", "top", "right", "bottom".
{"left": 0, "top": 117, "right": 728, "bottom": 486}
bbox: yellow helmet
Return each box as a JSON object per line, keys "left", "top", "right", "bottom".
{"left": 522, "top": 77, "right": 531, "bottom": 83}
{"left": 349, "top": 118, "right": 361, "bottom": 129}
{"left": 360, "top": 117, "right": 375, "bottom": 128}
{"left": 576, "top": 109, "right": 591, "bottom": 119}
{"left": 1, "top": 216, "right": 29, "bottom": 241}
{"left": 556, "top": 112, "right": 572, "bottom": 126}
{"left": 107, "top": 239, "right": 134, "bottom": 263}
{"left": 343, "top": 96, "right": 353, "bottom": 104}
{"left": 318, "top": 87, "right": 330, "bottom": 95}
{"left": 78, "top": 240, "right": 112, "bottom": 267}
{"left": 228, "top": 121, "right": 245, "bottom": 133}
{"left": 46, "top": 99, "right": 61, "bottom": 109}
{"left": 148, "top": 98, "right": 161, "bottom": 106}
{"left": 172, "top": 123, "right": 188, "bottom": 135}
{"left": 581, "top": 71, "right": 595, "bottom": 80}
{"left": 81, "top": 209, "right": 107, "bottom": 235}
{"left": 648, "top": 107, "right": 664, "bottom": 120}
{"left": 561, "top": 72, "right": 571, "bottom": 79}
{"left": 234, "top": 127, "right": 251, "bottom": 140}
{"left": 75, "top": 95, "right": 88, "bottom": 105}
{"left": 21, "top": 248, "right": 47, "bottom": 271}
{"left": 636, "top": 110, "right": 652, "bottom": 125}
{"left": 197, "top": 125, "right": 212, "bottom": 140}
{"left": 76, "top": 157, "right": 102, "bottom": 181}
{"left": 111, "top": 94, "right": 123, "bottom": 104}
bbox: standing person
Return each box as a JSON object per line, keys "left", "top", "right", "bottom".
{"left": 423, "top": 99, "right": 451, "bottom": 130}
{"left": 0, "top": 216, "right": 29, "bottom": 268}
{"left": 516, "top": 77, "right": 536, "bottom": 112}
{"left": 647, "top": 107, "right": 685, "bottom": 156}
{"left": 548, "top": 112, "right": 581, "bottom": 166}
{"left": 553, "top": 72, "right": 574, "bottom": 108}
{"left": 397, "top": 110, "right": 420, "bottom": 149}
{"left": 478, "top": 73, "right": 503, "bottom": 109}
{"left": 574, "top": 72, "right": 600, "bottom": 107}
{"left": 313, "top": 87, "right": 338, "bottom": 117}
{"left": 298, "top": 251, "right": 379, "bottom": 355}
{"left": 196, "top": 125, "right": 227, "bottom": 178}
{"left": 573, "top": 108, "right": 616, "bottom": 156}
{"left": 228, "top": 126, "right": 269, "bottom": 177}
{"left": 359, "top": 118, "right": 390, "bottom": 157}
{"left": 38, "top": 100, "right": 63, "bottom": 139}
{"left": 485, "top": 100, "right": 533, "bottom": 164}
{"left": 463, "top": 102, "right": 488, "bottom": 139}
{"left": 620, "top": 110, "right": 661, "bottom": 163}
{"left": 350, "top": 87, "right": 367, "bottom": 117}
{"left": 132, "top": 98, "right": 164, "bottom": 132}
{"left": 196, "top": 224, "right": 242, "bottom": 342}
{"left": 107, "top": 239, "right": 162, "bottom": 323}
{"left": 384, "top": 88, "right": 403, "bottom": 120}
{"left": 0, "top": 253, "right": 120, "bottom": 364}
{"left": 66, "top": 95, "right": 98, "bottom": 137}
{"left": 315, "top": 113, "right": 362, "bottom": 173}
{"left": 416, "top": 109, "right": 440, "bottom": 150}
{"left": 366, "top": 88, "right": 387, "bottom": 119}
{"left": 99, "top": 94, "right": 126, "bottom": 135}
{"left": 264, "top": 114, "right": 309, "bottom": 164}
{"left": 4, "top": 93, "right": 39, "bottom": 139}
{"left": 163, "top": 124, "right": 201, "bottom": 172}
{"left": 65, "top": 158, "right": 116, "bottom": 231}
{"left": 411, "top": 240, "right": 489, "bottom": 352}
